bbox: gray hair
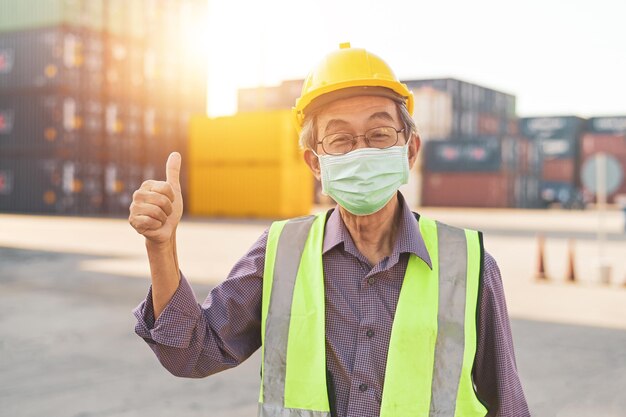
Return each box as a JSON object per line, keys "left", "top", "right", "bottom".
{"left": 298, "top": 100, "right": 417, "bottom": 150}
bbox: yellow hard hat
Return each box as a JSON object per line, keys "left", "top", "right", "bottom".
{"left": 292, "top": 42, "right": 413, "bottom": 133}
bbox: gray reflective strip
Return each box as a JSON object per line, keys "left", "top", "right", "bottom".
{"left": 262, "top": 216, "right": 317, "bottom": 408}
{"left": 259, "top": 402, "right": 331, "bottom": 417}
{"left": 430, "top": 222, "right": 468, "bottom": 417}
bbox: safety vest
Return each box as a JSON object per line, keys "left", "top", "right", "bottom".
{"left": 258, "top": 211, "right": 488, "bottom": 417}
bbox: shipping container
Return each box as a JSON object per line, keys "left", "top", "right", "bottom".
{"left": 520, "top": 116, "right": 586, "bottom": 208}
{"left": 520, "top": 116, "right": 586, "bottom": 160}
{"left": 103, "top": 100, "right": 143, "bottom": 166}
{"left": 0, "top": 0, "right": 210, "bottom": 217}
{"left": 189, "top": 110, "right": 302, "bottom": 165}
{"left": 411, "top": 86, "right": 453, "bottom": 140}
{"left": 519, "top": 116, "right": 586, "bottom": 141}
{"left": 423, "top": 137, "right": 502, "bottom": 172}
{"left": 188, "top": 110, "right": 313, "bottom": 218}
{"left": 404, "top": 78, "right": 516, "bottom": 140}
{"left": 142, "top": 105, "right": 180, "bottom": 171}
{"left": 580, "top": 132, "right": 626, "bottom": 204}
{"left": 421, "top": 171, "right": 513, "bottom": 208}
{"left": 515, "top": 136, "right": 539, "bottom": 175}
{"left": 541, "top": 158, "right": 576, "bottom": 182}
{"left": 478, "top": 113, "right": 500, "bottom": 136}
{"left": 0, "top": 156, "right": 103, "bottom": 214}
{"left": 0, "top": 27, "right": 103, "bottom": 93}
{"left": 403, "top": 78, "right": 516, "bottom": 117}
{"left": 514, "top": 175, "right": 541, "bottom": 208}
{"left": 143, "top": 44, "right": 180, "bottom": 106}
{"left": 237, "top": 80, "right": 304, "bottom": 113}
{"left": 538, "top": 181, "right": 582, "bottom": 209}
{"left": 189, "top": 164, "right": 313, "bottom": 219}
{"left": 586, "top": 116, "right": 626, "bottom": 134}
{"left": 103, "top": 161, "right": 142, "bottom": 214}
{"left": 104, "top": 36, "right": 144, "bottom": 100}
{"left": 0, "top": 93, "right": 103, "bottom": 154}
{"left": 0, "top": 0, "right": 104, "bottom": 32}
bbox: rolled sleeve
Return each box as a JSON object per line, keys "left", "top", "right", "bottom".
{"left": 133, "top": 273, "right": 202, "bottom": 348}
{"left": 133, "top": 229, "right": 268, "bottom": 378}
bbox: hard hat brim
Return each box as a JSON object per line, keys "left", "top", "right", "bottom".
{"left": 302, "top": 86, "right": 407, "bottom": 116}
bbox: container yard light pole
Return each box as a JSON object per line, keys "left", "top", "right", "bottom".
{"left": 581, "top": 152, "right": 624, "bottom": 284}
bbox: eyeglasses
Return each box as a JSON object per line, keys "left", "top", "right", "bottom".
{"left": 316, "top": 126, "right": 405, "bottom": 155}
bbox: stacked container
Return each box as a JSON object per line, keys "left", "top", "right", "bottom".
{"left": 0, "top": 0, "right": 207, "bottom": 216}
{"left": 188, "top": 110, "right": 313, "bottom": 218}
{"left": 580, "top": 116, "right": 626, "bottom": 204}
{"left": 0, "top": 9, "right": 106, "bottom": 214}
{"left": 402, "top": 78, "right": 522, "bottom": 208}
{"left": 420, "top": 137, "right": 519, "bottom": 208}
{"left": 520, "top": 116, "right": 586, "bottom": 208}
{"left": 404, "top": 78, "right": 517, "bottom": 141}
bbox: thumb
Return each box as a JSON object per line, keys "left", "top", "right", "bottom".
{"left": 166, "top": 152, "right": 181, "bottom": 189}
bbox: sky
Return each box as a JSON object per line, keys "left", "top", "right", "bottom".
{"left": 203, "top": 0, "right": 626, "bottom": 118}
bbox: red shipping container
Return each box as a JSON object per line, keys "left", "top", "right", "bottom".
{"left": 541, "top": 158, "right": 576, "bottom": 183}
{"left": 580, "top": 133, "right": 626, "bottom": 203}
{"left": 421, "top": 171, "right": 513, "bottom": 208}
{"left": 478, "top": 113, "right": 500, "bottom": 135}
{"left": 581, "top": 133, "right": 626, "bottom": 158}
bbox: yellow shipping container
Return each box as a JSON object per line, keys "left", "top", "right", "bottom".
{"left": 188, "top": 110, "right": 313, "bottom": 219}
{"left": 188, "top": 110, "right": 301, "bottom": 165}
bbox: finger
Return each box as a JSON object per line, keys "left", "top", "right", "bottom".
{"left": 146, "top": 191, "right": 173, "bottom": 216}
{"left": 134, "top": 202, "right": 168, "bottom": 224}
{"left": 149, "top": 181, "right": 176, "bottom": 203}
{"left": 132, "top": 189, "right": 173, "bottom": 216}
{"left": 165, "top": 152, "right": 181, "bottom": 189}
{"left": 140, "top": 179, "right": 157, "bottom": 191}
{"left": 130, "top": 215, "right": 163, "bottom": 234}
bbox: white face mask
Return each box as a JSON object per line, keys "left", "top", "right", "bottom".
{"left": 315, "top": 140, "right": 411, "bottom": 216}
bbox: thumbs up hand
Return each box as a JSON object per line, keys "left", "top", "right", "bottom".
{"left": 129, "top": 152, "right": 184, "bottom": 245}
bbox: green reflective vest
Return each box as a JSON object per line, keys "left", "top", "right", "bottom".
{"left": 259, "top": 211, "right": 488, "bottom": 417}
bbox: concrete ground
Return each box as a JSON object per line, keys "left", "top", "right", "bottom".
{"left": 1, "top": 208, "right": 626, "bottom": 416}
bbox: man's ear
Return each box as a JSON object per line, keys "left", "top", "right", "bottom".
{"left": 304, "top": 149, "right": 321, "bottom": 180}
{"left": 408, "top": 132, "right": 421, "bottom": 170}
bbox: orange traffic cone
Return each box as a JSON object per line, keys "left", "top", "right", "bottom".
{"left": 566, "top": 239, "right": 576, "bottom": 283}
{"left": 536, "top": 234, "right": 548, "bottom": 281}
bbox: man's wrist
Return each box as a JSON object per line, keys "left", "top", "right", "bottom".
{"left": 145, "top": 238, "right": 174, "bottom": 253}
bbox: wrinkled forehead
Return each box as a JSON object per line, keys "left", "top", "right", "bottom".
{"left": 316, "top": 95, "right": 401, "bottom": 134}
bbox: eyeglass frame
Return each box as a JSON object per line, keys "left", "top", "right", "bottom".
{"left": 314, "top": 125, "right": 407, "bottom": 156}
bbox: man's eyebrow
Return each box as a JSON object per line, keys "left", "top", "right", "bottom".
{"left": 324, "top": 119, "right": 350, "bottom": 134}
{"left": 323, "top": 112, "right": 396, "bottom": 134}
{"left": 368, "top": 111, "right": 395, "bottom": 122}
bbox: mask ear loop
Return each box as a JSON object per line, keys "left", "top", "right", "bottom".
{"left": 403, "top": 132, "right": 413, "bottom": 149}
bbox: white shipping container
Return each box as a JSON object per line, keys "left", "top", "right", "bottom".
{"left": 412, "top": 86, "right": 453, "bottom": 140}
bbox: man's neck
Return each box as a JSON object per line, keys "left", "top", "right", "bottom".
{"left": 338, "top": 194, "right": 402, "bottom": 266}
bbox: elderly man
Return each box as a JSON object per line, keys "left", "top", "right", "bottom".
{"left": 129, "top": 44, "right": 530, "bottom": 417}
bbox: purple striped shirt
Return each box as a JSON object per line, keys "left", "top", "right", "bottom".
{"left": 134, "top": 194, "right": 530, "bottom": 417}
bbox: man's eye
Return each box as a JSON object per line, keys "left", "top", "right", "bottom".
{"left": 329, "top": 135, "right": 352, "bottom": 145}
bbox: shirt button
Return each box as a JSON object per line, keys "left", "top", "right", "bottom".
{"left": 367, "top": 277, "right": 375, "bottom": 285}
{"left": 359, "top": 383, "right": 368, "bottom": 392}
{"left": 366, "top": 329, "right": 374, "bottom": 338}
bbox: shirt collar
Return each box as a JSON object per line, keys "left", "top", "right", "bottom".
{"left": 322, "top": 192, "right": 432, "bottom": 269}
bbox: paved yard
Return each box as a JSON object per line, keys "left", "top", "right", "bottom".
{"left": 1, "top": 210, "right": 625, "bottom": 416}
